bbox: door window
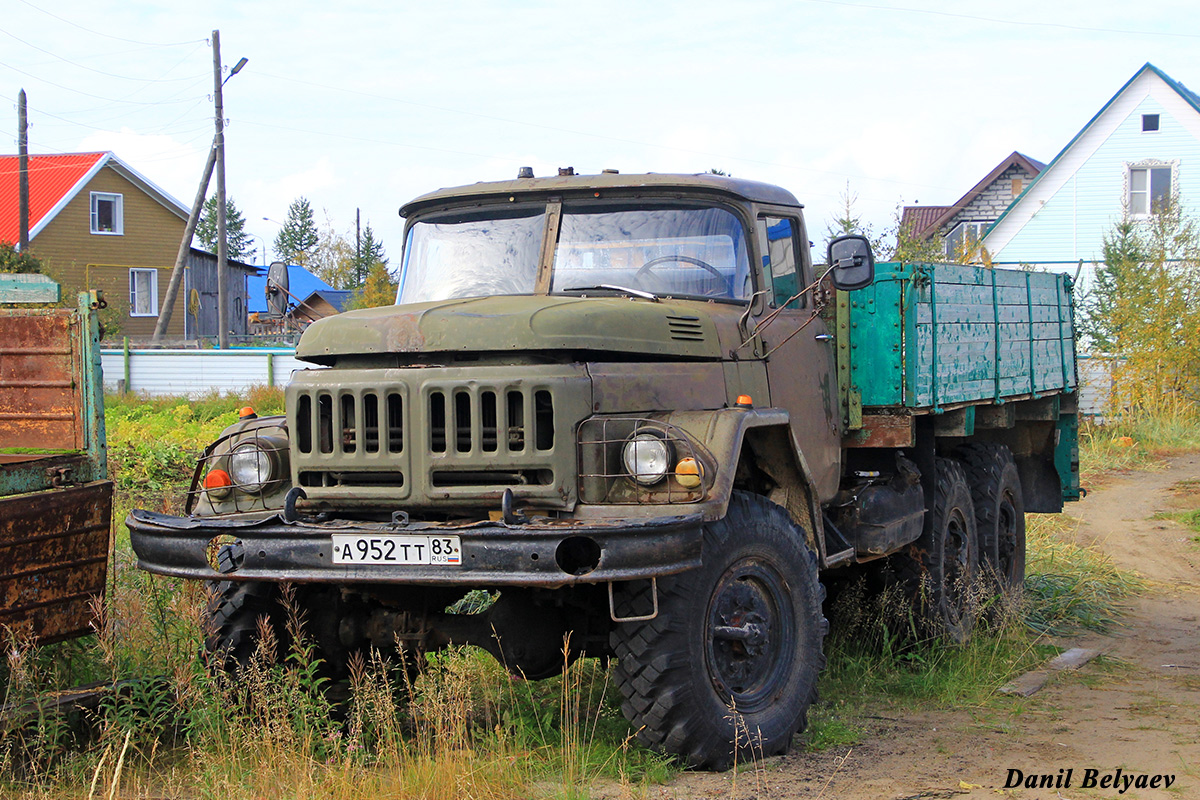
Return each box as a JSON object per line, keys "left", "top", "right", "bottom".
{"left": 757, "top": 217, "right": 802, "bottom": 308}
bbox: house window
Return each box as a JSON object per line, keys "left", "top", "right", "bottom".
{"left": 1142, "top": 114, "right": 1160, "bottom": 132}
{"left": 1129, "top": 166, "right": 1172, "bottom": 215}
{"left": 945, "top": 221, "right": 988, "bottom": 259}
{"left": 90, "top": 192, "right": 123, "bottom": 234}
{"left": 129, "top": 269, "right": 158, "bottom": 316}
{"left": 1011, "top": 178, "right": 1023, "bottom": 197}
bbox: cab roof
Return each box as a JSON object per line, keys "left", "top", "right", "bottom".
{"left": 399, "top": 171, "right": 802, "bottom": 217}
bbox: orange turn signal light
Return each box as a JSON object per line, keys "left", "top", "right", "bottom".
{"left": 239, "top": 406, "right": 257, "bottom": 420}
{"left": 675, "top": 457, "right": 703, "bottom": 489}
{"left": 735, "top": 394, "right": 753, "bottom": 408}
{"left": 204, "top": 469, "right": 233, "bottom": 490}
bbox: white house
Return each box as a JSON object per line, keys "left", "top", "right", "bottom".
{"left": 983, "top": 63, "right": 1200, "bottom": 285}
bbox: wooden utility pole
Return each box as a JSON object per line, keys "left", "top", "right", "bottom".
{"left": 356, "top": 207, "right": 361, "bottom": 285}
{"left": 18, "top": 89, "right": 29, "bottom": 252}
{"left": 212, "top": 29, "right": 230, "bottom": 349}
{"left": 152, "top": 139, "right": 216, "bottom": 341}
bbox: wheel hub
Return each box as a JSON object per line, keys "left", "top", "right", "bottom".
{"left": 705, "top": 562, "right": 794, "bottom": 709}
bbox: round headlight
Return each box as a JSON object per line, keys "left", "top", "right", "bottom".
{"left": 229, "top": 443, "right": 274, "bottom": 492}
{"left": 622, "top": 432, "right": 672, "bottom": 486}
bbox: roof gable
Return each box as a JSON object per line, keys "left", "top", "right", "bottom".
{"left": 902, "top": 152, "right": 1044, "bottom": 241}
{"left": 984, "top": 63, "right": 1200, "bottom": 256}
{"left": 0, "top": 151, "right": 188, "bottom": 245}
{"left": 0, "top": 152, "right": 104, "bottom": 244}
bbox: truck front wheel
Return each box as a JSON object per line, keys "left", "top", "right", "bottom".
{"left": 203, "top": 579, "right": 290, "bottom": 673}
{"left": 610, "top": 492, "right": 826, "bottom": 770}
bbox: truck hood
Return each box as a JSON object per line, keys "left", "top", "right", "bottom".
{"left": 294, "top": 295, "right": 723, "bottom": 363}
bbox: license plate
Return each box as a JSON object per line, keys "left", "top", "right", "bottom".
{"left": 331, "top": 534, "right": 461, "bottom": 565}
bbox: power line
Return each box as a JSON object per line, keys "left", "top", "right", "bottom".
{"left": 234, "top": 118, "right": 927, "bottom": 207}
{"left": 0, "top": 58, "right": 201, "bottom": 105}
{"left": 10, "top": 0, "right": 204, "bottom": 47}
{"left": 0, "top": 27, "right": 205, "bottom": 82}
{"left": 798, "top": 0, "right": 1200, "bottom": 39}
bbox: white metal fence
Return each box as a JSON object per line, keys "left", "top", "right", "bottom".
{"left": 100, "top": 347, "right": 312, "bottom": 397}
{"left": 100, "top": 346, "right": 1116, "bottom": 417}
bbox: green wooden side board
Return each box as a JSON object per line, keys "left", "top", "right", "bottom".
{"left": 841, "top": 262, "right": 1078, "bottom": 413}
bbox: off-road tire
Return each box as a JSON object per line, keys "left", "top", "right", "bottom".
{"left": 610, "top": 492, "right": 826, "bottom": 771}
{"left": 888, "top": 457, "right": 979, "bottom": 643}
{"left": 203, "top": 579, "right": 289, "bottom": 674}
{"left": 956, "top": 443, "right": 1025, "bottom": 601}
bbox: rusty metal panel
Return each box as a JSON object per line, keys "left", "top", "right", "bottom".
{"left": 0, "top": 481, "right": 112, "bottom": 644}
{"left": 843, "top": 412, "right": 915, "bottom": 448}
{"left": 0, "top": 308, "right": 82, "bottom": 452}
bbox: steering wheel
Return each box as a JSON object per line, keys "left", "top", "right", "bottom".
{"left": 635, "top": 255, "right": 727, "bottom": 297}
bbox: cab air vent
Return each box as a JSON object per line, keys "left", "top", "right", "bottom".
{"left": 666, "top": 315, "right": 705, "bottom": 342}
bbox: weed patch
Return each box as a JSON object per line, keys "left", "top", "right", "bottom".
{"left": 1080, "top": 404, "right": 1200, "bottom": 480}
{"left": 1024, "top": 514, "right": 1143, "bottom": 635}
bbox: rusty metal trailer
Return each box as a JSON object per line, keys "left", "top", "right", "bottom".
{"left": 0, "top": 278, "right": 112, "bottom": 643}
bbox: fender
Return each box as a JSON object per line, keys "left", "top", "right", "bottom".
{"left": 663, "top": 407, "right": 828, "bottom": 565}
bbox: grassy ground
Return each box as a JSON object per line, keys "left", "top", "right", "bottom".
{"left": 0, "top": 392, "right": 1174, "bottom": 797}
{"left": 1078, "top": 402, "right": 1200, "bottom": 480}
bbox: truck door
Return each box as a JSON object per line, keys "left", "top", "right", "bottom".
{"left": 754, "top": 214, "right": 841, "bottom": 501}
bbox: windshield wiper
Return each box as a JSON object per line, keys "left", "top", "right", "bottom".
{"left": 560, "top": 284, "right": 659, "bottom": 301}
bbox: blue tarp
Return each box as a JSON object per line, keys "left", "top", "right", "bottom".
{"left": 246, "top": 265, "right": 338, "bottom": 313}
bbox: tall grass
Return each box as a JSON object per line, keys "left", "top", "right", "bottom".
{"left": 1, "top": 389, "right": 671, "bottom": 798}
{"left": 1080, "top": 400, "right": 1200, "bottom": 478}
{"left": 1024, "top": 514, "right": 1144, "bottom": 634}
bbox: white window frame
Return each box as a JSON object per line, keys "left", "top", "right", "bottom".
{"left": 90, "top": 192, "right": 124, "bottom": 235}
{"left": 944, "top": 221, "right": 988, "bottom": 258}
{"left": 1125, "top": 160, "right": 1178, "bottom": 218}
{"left": 129, "top": 268, "right": 158, "bottom": 317}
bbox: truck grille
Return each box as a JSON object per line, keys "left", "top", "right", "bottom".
{"left": 294, "top": 387, "right": 555, "bottom": 459}
{"left": 295, "top": 391, "right": 405, "bottom": 456}
{"left": 427, "top": 387, "right": 555, "bottom": 454}
{"left": 287, "top": 366, "right": 587, "bottom": 510}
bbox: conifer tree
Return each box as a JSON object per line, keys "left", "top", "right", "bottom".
{"left": 273, "top": 197, "right": 320, "bottom": 266}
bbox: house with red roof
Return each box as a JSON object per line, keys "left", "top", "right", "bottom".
{"left": 900, "top": 152, "right": 1045, "bottom": 258}
{"left": 0, "top": 151, "right": 255, "bottom": 340}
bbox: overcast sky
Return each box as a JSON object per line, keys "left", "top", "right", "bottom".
{"left": 4, "top": 0, "right": 1200, "bottom": 267}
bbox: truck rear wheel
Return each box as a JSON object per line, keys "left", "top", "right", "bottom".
{"left": 889, "top": 458, "right": 979, "bottom": 642}
{"left": 610, "top": 492, "right": 826, "bottom": 770}
{"left": 957, "top": 444, "right": 1025, "bottom": 599}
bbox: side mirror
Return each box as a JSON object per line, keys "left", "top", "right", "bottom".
{"left": 827, "top": 234, "right": 875, "bottom": 291}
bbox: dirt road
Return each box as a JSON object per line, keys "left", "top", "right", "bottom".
{"left": 669, "top": 455, "right": 1200, "bottom": 800}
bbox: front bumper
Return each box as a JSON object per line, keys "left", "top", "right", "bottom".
{"left": 127, "top": 509, "right": 703, "bottom": 588}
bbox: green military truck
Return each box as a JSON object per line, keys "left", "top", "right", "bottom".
{"left": 1, "top": 277, "right": 113, "bottom": 644}
{"left": 129, "top": 172, "right": 1078, "bottom": 768}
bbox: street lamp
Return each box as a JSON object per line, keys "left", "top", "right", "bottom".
{"left": 245, "top": 233, "right": 267, "bottom": 266}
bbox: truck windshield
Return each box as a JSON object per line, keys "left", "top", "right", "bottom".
{"left": 397, "top": 202, "right": 751, "bottom": 304}
{"left": 398, "top": 207, "right": 546, "bottom": 304}
{"left": 552, "top": 205, "right": 750, "bottom": 300}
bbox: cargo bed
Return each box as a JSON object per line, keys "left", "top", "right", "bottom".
{"left": 834, "top": 262, "right": 1077, "bottom": 414}
{"left": 832, "top": 262, "right": 1080, "bottom": 502}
